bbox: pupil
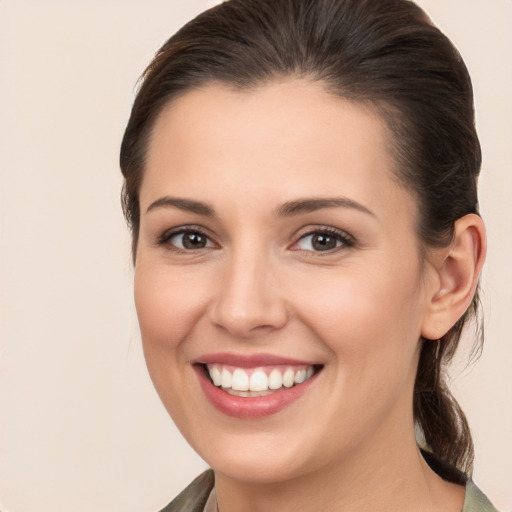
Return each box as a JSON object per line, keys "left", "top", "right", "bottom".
{"left": 312, "top": 234, "right": 337, "bottom": 251}
{"left": 183, "top": 232, "right": 206, "bottom": 249}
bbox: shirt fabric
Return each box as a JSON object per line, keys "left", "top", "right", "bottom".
{"left": 160, "top": 461, "right": 499, "bottom": 512}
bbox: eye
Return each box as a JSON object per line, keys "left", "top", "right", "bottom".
{"left": 292, "top": 228, "right": 353, "bottom": 253}
{"left": 158, "top": 228, "right": 216, "bottom": 251}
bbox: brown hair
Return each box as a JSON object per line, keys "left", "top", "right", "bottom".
{"left": 120, "top": 0, "right": 481, "bottom": 475}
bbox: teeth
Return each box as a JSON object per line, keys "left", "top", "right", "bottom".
{"left": 226, "top": 389, "right": 275, "bottom": 397}
{"left": 268, "top": 369, "right": 283, "bottom": 390}
{"left": 282, "top": 368, "right": 295, "bottom": 388}
{"left": 207, "top": 364, "right": 317, "bottom": 393}
{"left": 294, "top": 368, "right": 307, "bottom": 384}
{"left": 249, "top": 370, "right": 268, "bottom": 392}
{"left": 211, "top": 366, "right": 222, "bottom": 386}
{"left": 232, "top": 368, "right": 249, "bottom": 391}
{"left": 221, "top": 367, "right": 232, "bottom": 388}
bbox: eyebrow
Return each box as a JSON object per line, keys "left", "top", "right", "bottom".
{"left": 145, "top": 195, "right": 375, "bottom": 218}
{"left": 146, "top": 197, "right": 215, "bottom": 216}
{"left": 276, "top": 197, "right": 375, "bottom": 217}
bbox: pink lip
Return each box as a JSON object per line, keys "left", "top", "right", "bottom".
{"left": 193, "top": 356, "right": 321, "bottom": 419}
{"left": 195, "top": 352, "right": 317, "bottom": 368}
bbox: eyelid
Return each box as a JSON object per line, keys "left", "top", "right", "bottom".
{"left": 154, "top": 224, "right": 354, "bottom": 254}
{"left": 156, "top": 225, "right": 219, "bottom": 251}
{"left": 289, "top": 225, "right": 355, "bottom": 253}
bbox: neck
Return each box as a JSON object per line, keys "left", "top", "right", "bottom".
{"left": 214, "top": 425, "right": 464, "bottom": 512}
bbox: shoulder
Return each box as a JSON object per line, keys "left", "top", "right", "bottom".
{"left": 421, "top": 450, "right": 499, "bottom": 512}
{"left": 156, "top": 466, "right": 500, "bottom": 512}
{"left": 463, "top": 480, "right": 500, "bottom": 512}
{"left": 158, "top": 470, "right": 215, "bottom": 512}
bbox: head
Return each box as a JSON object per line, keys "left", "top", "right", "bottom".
{"left": 121, "top": 0, "right": 484, "bottom": 476}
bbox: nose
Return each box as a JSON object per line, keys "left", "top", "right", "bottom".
{"left": 209, "top": 250, "right": 289, "bottom": 339}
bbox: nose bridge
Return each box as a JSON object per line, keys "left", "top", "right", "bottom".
{"left": 210, "top": 238, "right": 287, "bottom": 337}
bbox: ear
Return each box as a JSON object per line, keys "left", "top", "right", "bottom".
{"left": 421, "top": 214, "right": 486, "bottom": 340}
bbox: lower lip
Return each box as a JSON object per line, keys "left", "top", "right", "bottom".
{"left": 195, "top": 365, "right": 319, "bottom": 419}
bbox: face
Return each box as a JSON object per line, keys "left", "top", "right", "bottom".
{"left": 135, "top": 80, "right": 437, "bottom": 484}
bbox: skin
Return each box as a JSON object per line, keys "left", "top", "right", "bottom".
{"left": 134, "top": 80, "right": 484, "bottom": 511}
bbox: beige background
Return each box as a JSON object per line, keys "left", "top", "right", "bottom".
{"left": 0, "top": 1, "right": 510, "bottom": 511}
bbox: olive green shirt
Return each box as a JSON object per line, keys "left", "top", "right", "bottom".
{"left": 161, "top": 468, "right": 499, "bottom": 512}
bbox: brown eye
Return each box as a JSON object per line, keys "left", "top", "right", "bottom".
{"left": 182, "top": 232, "right": 207, "bottom": 249}
{"left": 311, "top": 233, "right": 338, "bottom": 251}
{"left": 167, "top": 230, "right": 215, "bottom": 250}
{"left": 293, "top": 229, "right": 353, "bottom": 253}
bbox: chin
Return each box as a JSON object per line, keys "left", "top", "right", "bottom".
{"left": 206, "top": 451, "right": 308, "bottom": 484}
{"left": 183, "top": 425, "right": 319, "bottom": 484}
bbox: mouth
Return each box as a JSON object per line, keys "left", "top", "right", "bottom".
{"left": 193, "top": 354, "right": 323, "bottom": 418}
{"left": 202, "top": 363, "right": 321, "bottom": 397}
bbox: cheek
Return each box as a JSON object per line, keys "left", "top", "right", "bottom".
{"left": 295, "top": 263, "right": 425, "bottom": 426}
{"left": 134, "top": 265, "right": 211, "bottom": 363}
{"left": 290, "top": 261, "right": 425, "bottom": 366}
{"left": 133, "top": 265, "right": 210, "bottom": 429}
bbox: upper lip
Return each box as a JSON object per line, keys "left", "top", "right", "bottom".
{"left": 194, "top": 352, "right": 320, "bottom": 368}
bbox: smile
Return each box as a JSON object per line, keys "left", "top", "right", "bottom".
{"left": 206, "top": 364, "right": 315, "bottom": 396}
{"left": 194, "top": 354, "right": 323, "bottom": 418}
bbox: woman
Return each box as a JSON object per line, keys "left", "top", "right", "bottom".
{"left": 120, "top": 0, "right": 497, "bottom": 510}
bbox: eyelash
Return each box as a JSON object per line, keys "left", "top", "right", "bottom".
{"left": 156, "top": 226, "right": 216, "bottom": 252}
{"left": 156, "top": 226, "right": 355, "bottom": 254}
{"left": 291, "top": 226, "right": 355, "bottom": 254}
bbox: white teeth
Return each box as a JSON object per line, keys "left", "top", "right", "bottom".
{"left": 231, "top": 368, "right": 249, "bottom": 391}
{"left": 210, "top": 366, "right": 222, "bottom": 386}
{"left": 294, "top": 368, "right": 307, "bottom": 384}
{"left": 207, "top": 364, "right": 317, "bottom": 393}
{"left": 282, "top": 368, "right": 295, "bottom": 388}
{"left": 249, "top": 370, "right": 268, "bottom": 392}
{"left": 221, "top": 367, "right": 232, "bottom": 388}
{"left": 268, "top": 369, "right": 283, "bottom": 390}
{"left": 226, "top": 389, "right": 274, "bottom": 397}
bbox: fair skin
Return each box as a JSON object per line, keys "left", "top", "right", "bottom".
{"left": 134, "top": 80, "right": 485, "bottom": 512}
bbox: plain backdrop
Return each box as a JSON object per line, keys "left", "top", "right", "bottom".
{"left": 0, "top": 1, "right": 510, "bottom": 511}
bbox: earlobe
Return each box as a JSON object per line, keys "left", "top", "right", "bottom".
{"left": 421, "top": 214, "right": 486, "bottom": 340}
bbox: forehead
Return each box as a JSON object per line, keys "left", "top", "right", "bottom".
{"left": 141, "top": 79, "right": 416, "bottom": 224}
{"left": 148, "top": 80, "right": 388, "bottom": 166}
